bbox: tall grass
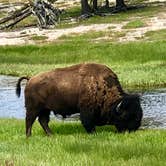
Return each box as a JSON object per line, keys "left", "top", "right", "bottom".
{"left": 0, "top": 41, "right": 165, "bottom": 65}
{"left": 0, "top": 41, "right": 166, "bottom": 89}
{"left": 0, "top": 119, "right": 166, "bottom": 166}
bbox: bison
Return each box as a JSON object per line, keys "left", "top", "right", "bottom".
{"left": 16, "top": 63, "right": 143, "bottom": 137}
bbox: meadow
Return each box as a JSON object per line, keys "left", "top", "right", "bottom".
{"left": 0, "top": 40, "right": 165, "bottom": 90}
{"left": 0, "top": 2, "right": 165, "bottom": 90}
{"left": 0, "top": 119, "right": 166, "bottom": 166}
{"left": 0, "top": 1, "right": 166, "bottom": 165}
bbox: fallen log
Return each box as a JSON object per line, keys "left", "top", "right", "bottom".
{"left": 0, "top": 9, "right": 32, "bottom": 30}
{"left": 0, "top": 0, "right": 62, "bottom": 29}
{"left": 0, "top": 4, "right": 30, "bottom": 24}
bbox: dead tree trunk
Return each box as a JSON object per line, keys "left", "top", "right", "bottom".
{"left": 0, "top": 4, "right": 30, "bottom": 24}
{"left": 0, "top": 0, "right": 62, "bottom": 29}
{"left": 105, "top": 0, "right": 109, "bottom": 8}
{"left": 81, "top": 0, "right": 91, "bottom": 14}
{"left": 1, "top": 9, "right": 32, "bottom": 29}
{"left": 93, "top": 0, "right": 97, "bottom": 11}
{"left": 116, "top": 0, "right": 127, "bottom": 10}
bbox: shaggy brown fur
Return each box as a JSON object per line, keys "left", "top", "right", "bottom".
{"left": 16, "top": 63, "right": 142, "bottom": 137}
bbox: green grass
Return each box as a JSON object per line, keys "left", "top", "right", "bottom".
{"left": 30, "top": 35, "right": 48, "bottom": 41}
{"left": 59, "top": 30, "right": 126, "bottom": 42}
{"left": 0, "top": 119, "right": 165, "bottom": 166}
{"left": 123, "top": 20, "right": 146, "bottom": 29}
{"left": 15, "top": 15, "right": 37, "bottom": 28}
{"left": 69, "top": 5, "right": 164, "bottom": 25}
{"left": 57, "top": 5, "right": 164, "bottom": 29}
{"left": 144, "top": 29, "right": 166, "bottom": 41}
{"left": 0, "top": 40, "right": 166, "bottom": 90}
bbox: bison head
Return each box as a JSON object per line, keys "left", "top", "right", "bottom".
{"left": 111, "top": 95, "right": 143, "bottom": 132}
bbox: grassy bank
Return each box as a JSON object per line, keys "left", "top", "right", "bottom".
{"left": 0, "top": 119, "right": 165, "bottom": 166}
{"left": 0, "top": 40, "right": 166, "bottom": 90}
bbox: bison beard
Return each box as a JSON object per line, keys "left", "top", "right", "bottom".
{"left": 16, "top": 63, "right": 143, "bottom": 137}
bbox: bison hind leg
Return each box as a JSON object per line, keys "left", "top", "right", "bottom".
{"left": 38, "top": 109, "right": 52, "bottom": 136}
{"left": 26, "top": 108, "right": 39, "bottom": 137}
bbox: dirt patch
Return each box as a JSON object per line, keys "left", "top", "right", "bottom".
{"left": 119, "top": 14, "right": 166, "bottom": 42}
{"left": 0, "top": 23, "right": 125, "bottom": 45}
{"left": 0, "top": 13, "right": 165, "bottom": 45}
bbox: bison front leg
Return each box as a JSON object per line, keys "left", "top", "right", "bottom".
{"left": 80, "top": 110, "right": 96, "bottom": 133}
{"left": 38, "top": 109, "right": 52, "bottom": 136}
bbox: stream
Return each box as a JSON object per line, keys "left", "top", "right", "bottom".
{"left": 0, "top": 75, "right": 166, "bottom": 129}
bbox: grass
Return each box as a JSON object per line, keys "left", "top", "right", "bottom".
{"left": 57, "top": 5, "right": 165, "bottom": 29}
{"left": 30, "top": 35, "right": 48, "bottom": 41}
{"left": 0, "top": 119, "right": 166, "bottom": 166}
{"left": 144, "top": 29, "right": 166, "bottom": 41}
{"left": 122, "top": 20, "right": 146, "bottom": 29}
{"left": 59, "top": 30, "right": 126, "bottom": 42}
{"left": 0, "top": 2, "right": 166, "bottom": 165}
{"left": 0, "top": 40, "right": 166, "bottom": 90}
{"left": 15, "top": 15, "right": 37, "bottom": 28}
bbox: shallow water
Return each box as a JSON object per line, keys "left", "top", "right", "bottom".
{"left": 0, "top": 75, "right": 25, "bottom": 118}
{"left": 141, "top": 90, "right": 166, "bottom": 129}
{"left": 0, "top": 75, "right": 166, "bottom": 129}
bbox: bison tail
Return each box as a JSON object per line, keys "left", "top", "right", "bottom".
{"left": 16, "top": 77, "right": 30, "bottom": 97}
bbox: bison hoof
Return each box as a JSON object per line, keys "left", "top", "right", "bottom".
{"left": 46, "top": 132, "right": 52, "bottom": 136}
{"left": 26, "top": 133, "right": 31, "bottom": 138}
{"left": 84, "top": 126, "right": 96, "bottom": 134}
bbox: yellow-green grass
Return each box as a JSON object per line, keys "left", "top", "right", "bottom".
{"left": 122, "top": 20, "right": 146, "bottom": 29}
{"left": 0, "top": 40, "right": 165, "bottom": 90}
{"left": 57, "top": 5, "right": 165, "bottom": 29}
{"left": 58, "top": 30, "right": 126, "bottom": 42}
{"left": 15, "top": 15, "right": 37, "bottom": 28}
{"left": 0, "top": 119, "right": 166, "bottom": 166}
{"left": 30, "top": 35, "right": 48, "bottom": 41}
{"left": 144, "top": 29, "right": 166, "bottom": 41}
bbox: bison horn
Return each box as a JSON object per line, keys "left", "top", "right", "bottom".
{"left": 116, "top": 100, "right": 123, "bottom": 113}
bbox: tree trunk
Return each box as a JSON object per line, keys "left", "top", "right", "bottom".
{"left": 116, "top": 0, "right": 126, "bottom": 9}
{"left": 93, "top": 0, "right": 97, "bottom": 11}
{"left": 81, "top": 0, "right": 91, "bottom": 14}
{"left": 105, "top": 0, "right": 109, "bottom": 8}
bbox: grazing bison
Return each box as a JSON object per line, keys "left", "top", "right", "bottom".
{"left": 16, "top": 63, "right": 143, "bottom": 137}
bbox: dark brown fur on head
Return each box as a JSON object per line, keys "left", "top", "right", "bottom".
{"left": 110, "top": 94, "right": 143, "bottom": 132}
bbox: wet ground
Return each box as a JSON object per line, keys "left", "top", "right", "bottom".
{"left": 0, "top": 75, "right": 166, "bottom": 129}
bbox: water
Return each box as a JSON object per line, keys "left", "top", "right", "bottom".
{"left": 0, "top": 75, "right": 166, "bottom": 129}
{"left": 141, "top": 90, "right": 166, "bottom": 129}
{"left": 0, "top": 75, "right": 25, "bottom": 119}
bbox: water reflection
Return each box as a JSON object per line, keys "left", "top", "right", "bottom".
{"left": 0, "top": 75, "right": 166, "bottom": 129}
